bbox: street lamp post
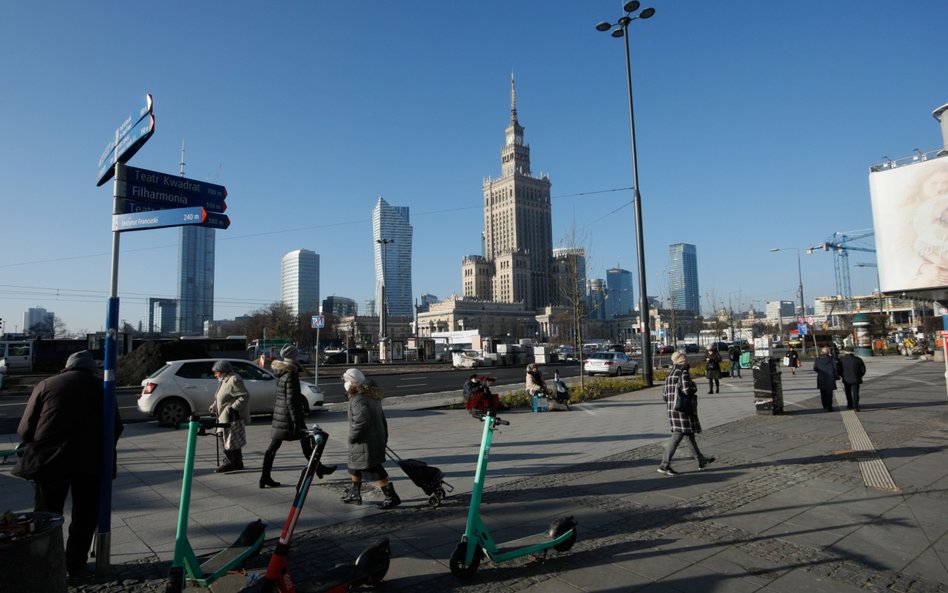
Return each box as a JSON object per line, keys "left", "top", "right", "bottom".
{"left": 376, "top": 238, "right": 393, "bottom": 363}
{"left": 770, "top": 247, "right": 806, "bottom": 356}
{"left": 597, "top": 0, "right": 656, "bottom": 386}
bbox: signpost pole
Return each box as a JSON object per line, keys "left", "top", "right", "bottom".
{"left": 96, "top": 161, "right": 124, "bottom": 574}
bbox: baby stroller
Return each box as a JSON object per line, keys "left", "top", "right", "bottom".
{"left": 386, "top": 446, "right": 454, "bottom": 507}
{"left": 465, "top": 375, "right": 505, "bottom": 416}
{"left": 550, "top": 373, "right": 571, "bottom": 411}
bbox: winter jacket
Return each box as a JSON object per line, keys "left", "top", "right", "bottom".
{"left": 813, "top": 355, "right": 839, "bottom": 391}
{"left": 663, "top": 364, "right": 701, "bottom": 434}
{"left": 526, "top": 370, "right": 547, "bottom": 395}
{"left": 838, "top": 353, "right": 866, "bottom": 385}
{"left": 704, "top": 350, "right": 722, "bottom": 379}
{"left": 17, "top": 359, "right": 123, "bottom": 479}
{"left": 269, "top": 359, "right": 306, "bottom": 441}
{"left": 346, "top": 382, "right": 388, "bottom": 470}
{"left": 210, "top": 372, "right": 251, "bottom": 427}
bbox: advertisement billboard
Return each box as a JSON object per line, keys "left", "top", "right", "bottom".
{"left": 869, "top": 156, "right": 948, "bottom": 293}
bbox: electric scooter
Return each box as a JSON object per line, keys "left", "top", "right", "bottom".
{"left": 165, "top": 414, "right": 266, "bottom": 592}
{"left": 450, "top": 412, "right": 577, "bottom": 579}
{"left": 252, "top": 424, "right": 391, "bottom": 593}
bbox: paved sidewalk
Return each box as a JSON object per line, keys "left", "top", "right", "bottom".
{"left": 1, "top": 355, "right": 947, "bottom": 592}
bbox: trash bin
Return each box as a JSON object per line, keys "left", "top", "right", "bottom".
{"left": 751, "top": 357, "right": 783, "bottom": 415}
{"left": 0, "top": 511, "right": 67, "bottom": 593}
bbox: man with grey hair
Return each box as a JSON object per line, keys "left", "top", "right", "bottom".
{"left": 813, "top": 347, "right": 840, "bottom": 412}
{"left": 15, "top": 350, "right": 123, "bottom": 579}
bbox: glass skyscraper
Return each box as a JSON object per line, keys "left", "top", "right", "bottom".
{"left": 669, "top": 243, "right": 700, "bottom": 314}
{"left": 373, "top": 197, "right": 413, "bottom": 317}
{"left": 177, "top": 226, "right": 215, "bottom": 335}
{"left": 281, "top": 249, "right": 321, "bottom": 316}
{"left": 606, "top": 267, "right": 634, "bottom": 318}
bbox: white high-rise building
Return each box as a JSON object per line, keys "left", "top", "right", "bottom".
{"left": 281, "top": 249, "right": 320, "bottom": 316}
{"left": 372, "top": 197, "right": 413, "bottom": 317}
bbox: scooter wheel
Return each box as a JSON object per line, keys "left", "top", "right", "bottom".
{"left": 428, "top": 494, "right": 441, "bottom": 507}
{"left": 449, "top": 541, "right": 481, "bottom": 579}
{"left": 551, "top": 520, "right": 578, "bottom": 552}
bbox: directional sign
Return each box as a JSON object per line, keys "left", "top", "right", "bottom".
{"left": 311, "top": 315, "right": 326, "bottom": 329}
{"left": 98, "top": 94, "right": 153, "bottom": 169}
{"left": 122, "top": 166, "right": 227, "bottom": 212}
{"left": 112, "top": 206, "right": 207, "bottom": 232}
{"left": 97, "top": 113, "right": 155, "bottom": 186}
{"left": 200, "top": 212, "right": 231, "bottom": 230}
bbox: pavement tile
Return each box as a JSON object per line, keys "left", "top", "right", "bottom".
{"left": 555, "top": 562, "right": 653, "bottom": 592}
{"left": 764, "top": 566, "right": 868, "bottom": 593}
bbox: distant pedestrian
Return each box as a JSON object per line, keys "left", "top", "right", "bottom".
{"left": 785, "top": 345, "right": 800, "bottom": 375}
{"left": 340, "top": 368, "right": 401, "bottom": 509}
{"left": 14, "top": 351, "right": 124, "bottom": 579}
{"left": 704, "top": 346, "right": 722, "bottom": 394}
{"left": 209, "top": 360, "right": 250, "bottom": 472}
{"left": 812, "top": 347, "right": 840, "bottom": 412}
{"left": 259, "top": 344, "right": 312, "bottom": 488}
{"left": 657, "top": 351, "right": 715, "bottom": 476}
{"left": 838, "top": 350, "right": 867, "bottom": 411}
{"left": 728, "top": 344, "right": 742, "bottom": 378}
{"left": 525, "top": 363, "right": 549, "bottom": 397}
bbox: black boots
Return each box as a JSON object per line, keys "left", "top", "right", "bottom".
{"left": 216, "top": 449, "right": 244, "bottom": 473}
{"left": 341, "top": 481, "right": 363, "bottom": 505}
{"left": 379, "top": 483, "right": 401, "bottom": 510}
{"left": 259, "top": 451, "right": 281, "bottom": 488}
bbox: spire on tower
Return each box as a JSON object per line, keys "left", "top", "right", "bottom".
{"left": 510, "top": 72, "right": 518, "bottom": 123}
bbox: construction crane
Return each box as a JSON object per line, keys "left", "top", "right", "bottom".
{"left": 806, "top": 230, "right": 876, "bottom": 300}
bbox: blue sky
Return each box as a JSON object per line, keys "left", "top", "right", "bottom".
{"left": 1, "top": 1, "right": 945, "bottom": 334}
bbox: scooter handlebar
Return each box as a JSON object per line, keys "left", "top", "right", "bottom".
{"left": 494, "top": 417, "right": 510, "bottom": 426}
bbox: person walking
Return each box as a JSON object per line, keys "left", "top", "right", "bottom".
{"left": 339, "top": 368, "right": 401, "bottom": 509}
{"left": 728, "top": 343, "right": 742, "bottom": 378}
{"left": 813, "top": 347, "right": 840, "bottom": 412}
{"left": 785, "top": 345, "right": 800, "bottom": 375}
{"left": 259, "top": 344, "right": 312, "bottom": 488}
{"left": 657, "top": 351, "right": 715, "bottom": 476}
{"left": 704, "top": 346, "right": 722, "bottom": 393}
{"left": 14, "top": 351, "right": 124, "bottom": 579}
{"left": 209, "top": 360, "right": 250, "bottom": 472}
{"left": 838, "top": 349, "right": 867, "bottom": 411}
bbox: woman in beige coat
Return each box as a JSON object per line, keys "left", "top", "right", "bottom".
{"left": 209, "top": 360, "right": 251, "bottom": 472}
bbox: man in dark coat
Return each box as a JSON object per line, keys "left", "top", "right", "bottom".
{"left": 339, "top": 368, "right": 400, "bottom": 509}
{"left": 813, "top": 347, "right": 840, "bottom": 412}
{"left": 15, "top": 350, "right": 123, "bottom": 578}
{"left": 657, "top": 351, "right": 715, "bottom": 476}
{"left": 728, "top": 344, "right": 742, "bottom": 378}
{"left": 838, "top": 350, "right": 867, "bottom": 411}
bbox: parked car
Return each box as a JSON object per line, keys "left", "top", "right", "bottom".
{"left": 138, "top": 358, "right": 325, "bottom": 426}
{"left": 684, "top": 343, "right": 700, "bottom": 353}
{"left": 657, "top": 345, "right": 675, "bottom": 355}
{"left": 710, "top": 341, "right": 730, "bottom": 352}
{"left": 584, "top": 352, "right": 639, "bottom": 376}
{"left": 320, "top": 348, "right": 368, "bottom": 364}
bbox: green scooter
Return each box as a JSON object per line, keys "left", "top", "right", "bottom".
{"left": 450, "top": 412, "right": 577, "bottom": 579}
{"left": 165, "top": 414, "right": 266, "bottom": 592}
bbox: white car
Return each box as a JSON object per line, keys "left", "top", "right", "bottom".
{"left": 138, "top": 358, "right": 324, "bottom": 425}
{"left": 583, "top": 352, "right": 639, "bottom": 376}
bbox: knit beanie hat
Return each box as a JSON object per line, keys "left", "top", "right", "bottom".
{"left": 343, "top": 367, "right": 366, "bottom": 392}
{"left": 280, "top": 344, "right": 299, "bottom": 361}
{"left": 671, "top": 351, "right": 688, "bottom": 366}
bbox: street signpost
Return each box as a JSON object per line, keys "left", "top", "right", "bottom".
{"left": 201, "top": 212, "right": 231, "bottom": 229}
{"left": 112, "top": 207, "right": 208, "bottom": 232}
{"left": 97, "top": 94, "right": 155, "bottom": 186}
{"left": 312, "top": 315, "right": 326, "bottom": 329}
{"left": 122, "top": 165, "right": 227, "bottom": 212}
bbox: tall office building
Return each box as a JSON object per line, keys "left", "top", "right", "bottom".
{"left": 668, "top": 243, "right": 700, "bottom": 314}
{"left": 323, "top": 295, "right": 357, "bottom": 317}
{"left": 176, "top": 147, "right": 215, "bottom": 335}
{"left": 606, "top": 268, "right": 634, "bottom": 318}
{"left": 24, "top": 307, "right": 54, "bottom": 337}
{"left": 588, "top": 278, "right": 607, "bottom": 320}
{"left": 148, "top": 298, "right": 177, "bottom": 334}
{"left": 373, "top": 197, "right": 413, "bottom": 317}
{"left": 463, "top": 75, "right": 553, "bottom": 310}
{"left": 281, "top": 249, "right": 320, "bottom": 316}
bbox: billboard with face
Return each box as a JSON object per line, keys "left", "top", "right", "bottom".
{"left": 870, "top": 157, "right": 948, "bottom": 293}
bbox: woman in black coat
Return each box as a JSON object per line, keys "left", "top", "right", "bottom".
{"left": 259, "top": 344, "right": 311, "bottom": 488}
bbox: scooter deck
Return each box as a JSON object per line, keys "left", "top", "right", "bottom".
{"left": 494, "top": 531, "right": 555, "bottom": 555}
{"left": 199, "top": 542, "right": 262, "bottom": 579}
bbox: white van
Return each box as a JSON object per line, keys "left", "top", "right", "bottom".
{"left": 0, "top": 341, "right": 33, "bottom": 371}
